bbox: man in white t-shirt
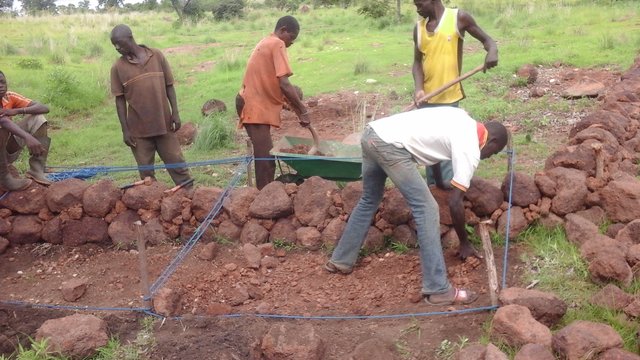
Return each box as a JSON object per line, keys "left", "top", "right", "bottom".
{"left": 325, "top": 106, "right": 508, "bottom": 306}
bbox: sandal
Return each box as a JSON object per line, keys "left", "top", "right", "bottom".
{"left": 424, "top": 288, "right": 478, "bottom": 306}
{"left": 324, "top": 260, "right": 353, "bottom": 275}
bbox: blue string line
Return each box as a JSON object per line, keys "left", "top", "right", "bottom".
{"left": 502, "top": 148, "right": 515, "bottom": 289}
{"left": 0, "top": 300, "right": 150, "bottom": 313}
{"left": 0, "top": 191, "right": 8, "bottom": 201}
{"left": 148, "top": 158, "right": 249, "bottom": 296}
{"left": 47, "top": 156, "right": 251, "bottom": 173}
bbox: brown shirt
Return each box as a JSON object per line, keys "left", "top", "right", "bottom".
{"left": 238, "top": 34, "right": 293, "bottom": 128}
{"left": 111, "top": 46, "right": 174, "bottom": 138}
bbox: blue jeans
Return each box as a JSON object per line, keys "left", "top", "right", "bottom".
{"left": 330, "top": 126, "right": 451, "bottom": 295}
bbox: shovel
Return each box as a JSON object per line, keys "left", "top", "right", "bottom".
{"left": 307, "top": 124, "right": 322, "bottom": 155}
{"left": 403, "top": 64, "right": 486, "bottom": 112}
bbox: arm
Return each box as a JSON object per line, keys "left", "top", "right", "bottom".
{"left": 166, "top": 84, "right": 181, "bottom": 131}
{"left": 115, "top": 95, "right": 135, "bottom": 148}
{"left": 0, "top": 100, "right": 49, "bottom": 117}
{"left": 279, "top": 76, "right": 309, "bottom": 127}
{"left": 458, "top": 10, "right": 498, "bottom": 70}
{"left": 432, "top": 163, "right": 450, "bottom": 190}
{"left": 0, "top": 116, "right": 46, "bottom": 156}
{"left": 448, "top": 187, "right": 480, "bottom": 259}
{"left": 411, "top": 24, "right": 426, "bottom": 104}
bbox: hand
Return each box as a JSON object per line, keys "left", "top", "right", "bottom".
{"left": 123, "top": 131, "right": 136, "bottom": 148}
{"left": 414, "top": 90, "right": 426, "bottom": 106}
{"left": 484, "top": 53, "right": 498, "bottom": 70}
{"left": 171, "top": 113, "right": 181, "bottom": 132}
{"left": 298, "top": 112, "right": 310, "bottom": 128}
{"left": 0, "top": 108, "right": 18, "bottom": 117}
{"left": 25, "top": 136, "right": 46, "bottom": 157}
{"left": 457, "top": 241, "right": 483, "bottom": 260}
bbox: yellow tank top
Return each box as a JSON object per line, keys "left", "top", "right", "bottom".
{"left": 417, "top": 8, "right": 464, "bottom": 104}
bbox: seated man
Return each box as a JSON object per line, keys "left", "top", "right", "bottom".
{"left": 0, "top": 70, "right": 51, "bottom": 191}
{"left": 325, "top": 106, "right": 508, "bottom": 306}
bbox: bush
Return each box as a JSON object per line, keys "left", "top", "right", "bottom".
{"left": 357, "top": 0, "right": 390, "bottom": 19}
{"left": 43, "top": 67, "right": 105, "bottom": 115}
{"left": 16, "top": 58, "right": 44, "bottom": 69}
{"left": 194, "top": 113, "right": 236, "bottom": 150}
{"left": 264, "top": 0, "right": 301, "bottom": 12}
{"left": 212, "top": 0, "right": 245, "bottom": 21}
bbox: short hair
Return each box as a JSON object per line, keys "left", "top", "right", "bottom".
{"left": 485, "top": 121, "right": 509, "bottom": 151}
{"left": 0, "top": 70, "right": 4, "bottom": 77}
{"left": 111, "top": 24, "right": 133, "bottom": 39}
{"left": 275, "top": 16, "right": 299, "bottom": 34}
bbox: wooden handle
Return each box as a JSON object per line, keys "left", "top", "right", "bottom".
{"left": 404, "top": 64, "right": 486, "bottom": 112}
{"left": 307, "top": 125, "right": 321, "bottom": 155}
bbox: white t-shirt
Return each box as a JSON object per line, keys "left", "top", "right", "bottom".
{"left": 369, "top": 107, "right": 481, "bottom": 191}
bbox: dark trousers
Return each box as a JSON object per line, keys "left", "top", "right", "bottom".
{"left": 244, "top": 124, "right": 274, "bottom": 190}
{"left": 131, "top": 132, "right": 191, "bottom": 186}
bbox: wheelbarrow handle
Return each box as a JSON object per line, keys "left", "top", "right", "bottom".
{"left": 404, "top": 64, "right": 486, "bottom": 112}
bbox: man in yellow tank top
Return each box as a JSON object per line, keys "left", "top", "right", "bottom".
{"left": 412, "top": 0, "right": 498, "bottom": 190}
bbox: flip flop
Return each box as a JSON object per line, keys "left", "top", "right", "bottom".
{"left": 324, "top": 260, "right": 353, "bottom": 275}
{"left": 424, "top": 288, "right": 478, "bottom": 306}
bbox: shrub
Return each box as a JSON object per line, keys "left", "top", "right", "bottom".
{"left": 43, "top": 67, "right": 105, "bottom": 115}
{"left": 264, "top": 0, "right": 300, "bottom": 12}
{"left": 357, "top": 0, "right": 390, "bottom": 19}
{"left": 16, "top": 58, "right": 43, "bottom": 69}
{"left": 194, "top": 113, "right": 236, "bottom": 150}
{"left": 212, "top": 0, "right": 245, "bottom": 21}
{"left": 87, "top": 43, "right": 104, "bottom": 58}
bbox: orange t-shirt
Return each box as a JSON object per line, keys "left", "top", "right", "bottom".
{"left": 2, "top": 91, "right": 31, "bottom": 113}
{"left": 238, "top": 34, "right": 293, "bottom": 128}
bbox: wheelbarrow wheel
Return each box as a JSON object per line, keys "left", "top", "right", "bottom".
{"left": 275, "top": 173, "right": 305, "bottom": 185}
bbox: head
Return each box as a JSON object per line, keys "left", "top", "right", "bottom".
{"left": 480, "top": 122, "right": 509, "bottom": 160}
{"left": 413, "top": 0, "right": 442, "bottom": 19}
{"left": 0, "top": 71, "right": 6, "bottom": 98}
{"left": 110, "top": 24, "right": 136, "bottom": 56}
{"left": 274, "top": 16, "right": 300, "bottom": 48}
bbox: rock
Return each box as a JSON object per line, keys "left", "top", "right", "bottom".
{"left": 261, "top": 323, "right": 324, "bottom": 360}
{"left": 599, "top": 180, "right": 640, "bottom": 223}
{"left": 564, "top": 213, "right": 599, "bottom": 246}
{"left": 42, "top": 216, "right": 63, "bottom": 244}
{"left": 599, "top": 348, "right": 640, "bottom": 360}
{"left": 161, "top": 194, "right": 185, "bottom": 222}
{"left": 574, "top": 206, "right": 607, "bottom": 226}
{"left": 588, "top": 248, "right": 633, "bottom": 286}
{"left": 0, "top": 217, "right": 10, "bottom": 235}
{"left": 321, "top": 217, "right": 346, "bottom": 246}
{"left": 0, "top": 183, "right": 46, "bottom": 214}
{"left": 143, "top": 218, "right": 169, "bottom": 245}
{"left": 0, "top": 236, "right": 9, "bottom": 254}
{"left": 296, "top": 227, "right": 322, "bottom": 250}
{"left": 552, "top": 320, "right": 623, "bottom": 360}
{"left": 514, "top": 343, "right": 554, "bottom": 360}
{"left": 485, "top": 343, "right": 508, "bottom": 360}
{"left": 534, "top": 173, "right": 557, "bottom": 198}
{"left": 341, "top": 181, "right": 363, "bottom": 214}
{"left": 465, "top": 177, "right": 503, "bottom": 216}
{"left": 240, "top": 220, "right": 269, "bottom": 245}
{"left": 223, "top": 187, "right": 260, "bottom": 226}
{"left": 569, "top": 110, "right": 630, "bottom": 143}
{"left": 496, "top": 206, "right": 529, "bottom": 238}
{"left": 498, "top": 287, "right": 567, "bottom": 327}
{"left": 82, "top": 180, "right": 121, "bottom": 218}
{"left": 627, "top": 244, "right": 640, "bottom": 266}
{"left": 191, "top": 186, "right": 225, "bottom": 222}
{"left": 562, "top": 77, "right": 606, "bottom": 99}
{"left": 249, "top": 181, "right": 293, "bottom": 219}
{"left": 391, "top": 224, "right": 417, "bottom": 248}
{"left": 216, "top": 219, "right": 241, "bottom": 242}
{"left": 606, "top": 223, "right": 625, "bottom": 238}
{"left": 545, "top": 143, "right": 596, "bottom": 176}
{"left": 197, "top": 242, "right": 218, "bottom": 261}
{"left": 35, "top": 314, "right": 108, "bottom": 359}
{"left": 61, "top": 278, "right": 88, "bottom": 302}
{"left": 175, "top": 122, "right": 197, "bottom": 145}
{"left": 380, "top": 187, "right": 412, "bottom": 225}
{"left": 62, "top": 217, "right": 109, "bottom": 246}
{"left": 490, "top": 304, "right": 552, "bottom": 348}
{"left": 206, "top": 303, "right": 232, "bottom": 316}
{"left": 46, "top": 178, "right": 90, "bottom": 213}
{"left": 201, "top": 98, "right": 227, "bottom": 116}
{"left": 615, "top": 219, "right": 640, "bottom": 244}
{"left": 591, "top": 284, "right": 634, "bottom": 310}
{"left": 294, "top": 176, "right": 338, "bottom": 226}
{"left": 362, "top": 226, "right": 384, "bottom": 252}
{"left": 242, "top": 243, "right": 262, "bottom": 269}
{"left": 538, "top": 213, "right": 564, "bottom": 229}
{"left": 349, "top": 338, "right": 397, "bottom": 360}
{"left": 455, "top": 343, "right": 486, "bottom": 360}
{"left": 516, "top": 64, "right": 538, "bottom": 84}
{"left": 546, "top": 167, "right": 588, "bottom": 216}
{"left": 229, "top": 285, "right": 250, "bottom": 306}
{"left": 153, "top": 288, "right": 182, "bottom": 317}
{"left": 623, "top": 298, "right": 640, "bottom": 318}
{"left": 502, "top": 172, "right": 541, "bottom": 208}
{"left": 121, "top": 181, "right": 166, "bottom": 211}
{"left": 107, "top": 210, "right": 141, "bottom": 249}
{"left": 269, "top": 218, "right": 298, "bottom": 244}
{"left": 579, "top": 234, "right": 626, "bottom": 262}
{"left": 7, "top": 215, "right": 42, "bottom": 244}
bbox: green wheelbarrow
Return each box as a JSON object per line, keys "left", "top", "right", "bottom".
{"left": 272, "top": 135, "right": 362, "bottom": 182}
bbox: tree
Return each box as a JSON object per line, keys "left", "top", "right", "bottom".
{"left": 97, "top": 0, "right": 124, "bottom": 9}
{"left": 21, "top": 0, "right": 56, "bottom": 13}
{"left": 0, "top": 0, "right": 14, "bottom": 13}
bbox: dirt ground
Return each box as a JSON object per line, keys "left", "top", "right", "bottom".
{"left": 0, "top": 65, "right": 622, "bottom": 359}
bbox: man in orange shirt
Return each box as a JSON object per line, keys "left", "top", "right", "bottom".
{"left": 0, "top": 70, "right": 51, "bottom": 191}
{"left": 236, "top": 15, "right": 310, "bottom": 190}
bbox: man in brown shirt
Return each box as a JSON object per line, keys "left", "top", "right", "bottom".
{"left": 110, "top": 24, "right": 192, "bottom": 186}
{"left": 236, "top": 15, "right": 309, "bottom": 190}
